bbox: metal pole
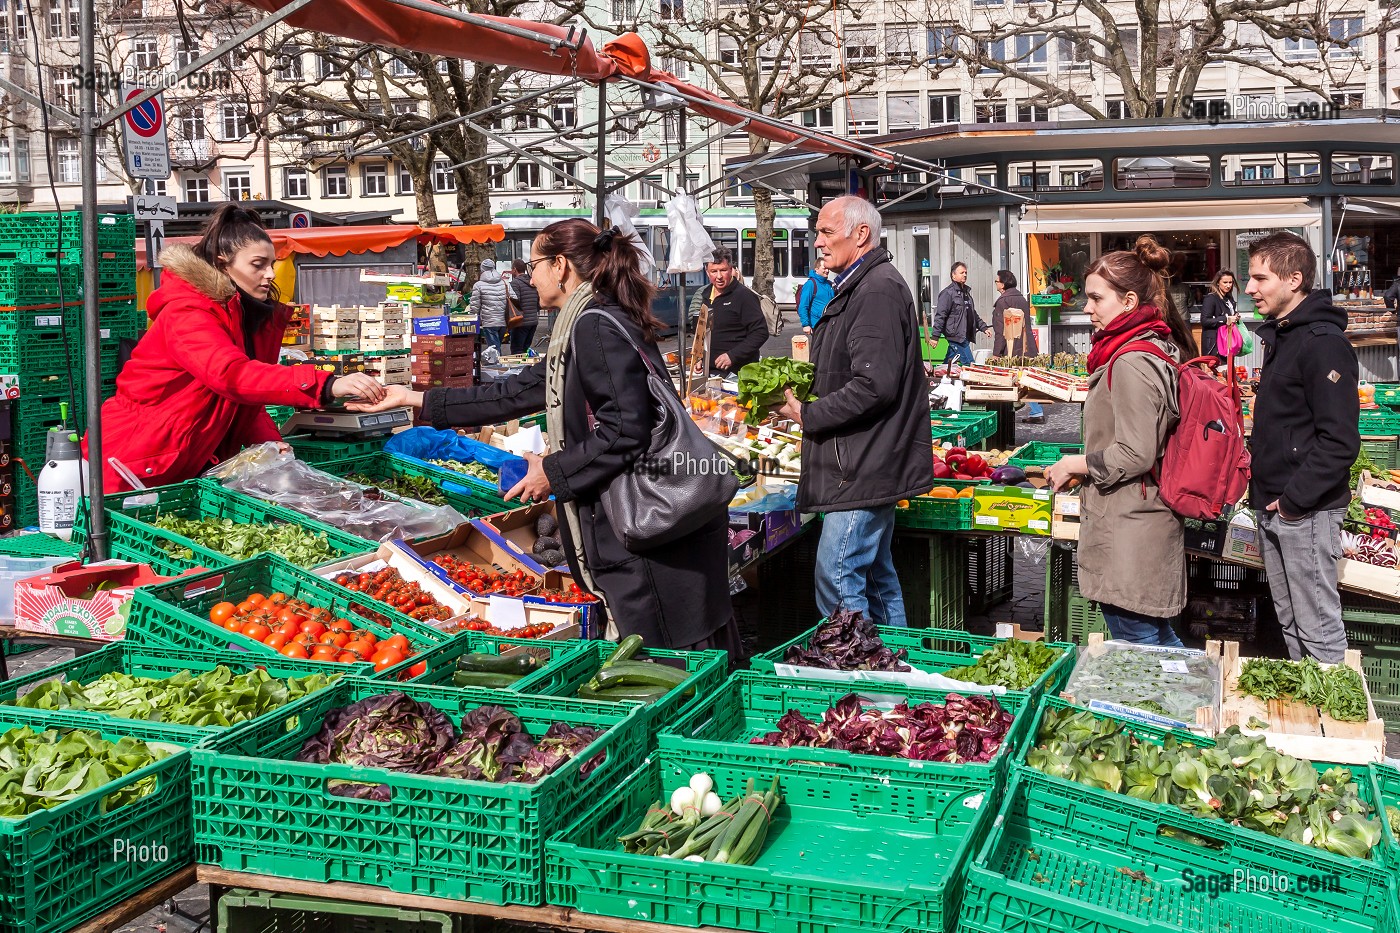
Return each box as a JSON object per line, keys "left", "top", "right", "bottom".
{"left": 675, "top": 113, "right": 688, "bottom": 397}
{"left": 80, "top": 0, "right": 107, "bottom": 559}
{"left": 594, "top": 82, "right": 607, "bottom": 227}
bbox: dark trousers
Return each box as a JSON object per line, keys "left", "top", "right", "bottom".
{"left": 510, "top": 325, "right": 538, "bottom": 354}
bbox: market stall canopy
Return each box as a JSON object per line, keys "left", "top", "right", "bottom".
{"left": 134, "top": 223, "right": 504, "bottom": 269}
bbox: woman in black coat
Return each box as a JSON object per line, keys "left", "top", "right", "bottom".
{"left": 1200, "top": 270, "right": 1238, "bottom": 359}
{"left": 353, "top": 219, "right": 740, "bottom": 656}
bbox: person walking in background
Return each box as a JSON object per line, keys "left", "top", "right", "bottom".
{"left": 777, "top": 196, "right": 934, "bottom": 627}
{"left": 1247, "top": 232, "right": 1359, "bottom": 663}
{"left": 700, "top": 249, "right": 767, "bottom": 376}
{"left": 1045, "top": 235, "right": 1196, "bottom": 647}
{"left": 1200, "top": 270, "right": 1239, "bottom": 359}
{"left": 796, "top": 257, "right": 834, "bottom": 334}
{"left": 993, "top": 269, "right": 1043, "bottom": 423}
{"left": 1383, "top": 266, "right": 1400, "bottom": 309}
{"left": 932, "top": 261, "right": 991, "bottom": 366}
{"left": 473, "top": 258, "right": 510, "bottom": 353}
{"left": 508, "top": 258, "right": 541, "bottom": 353}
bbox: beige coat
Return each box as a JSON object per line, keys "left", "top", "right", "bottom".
{"left": 1076, "top": 333, "right": 1187, "bottom": 618}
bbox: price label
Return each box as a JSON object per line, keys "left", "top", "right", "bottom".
{"left": 757, "top": 426, "right": 775, "bottom": 444}
{"left": 1160, "top": 660, "right": 1190, "bottom": 674}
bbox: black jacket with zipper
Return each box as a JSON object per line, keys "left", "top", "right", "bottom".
{"left": 797, "top": 249, "right": 934, "bottom": 512}
{"left": 704, "top": 279, "right": 767, "bottom": 374}
{"left": 1249, "top": 289, "right": 1360, "bottom": 516}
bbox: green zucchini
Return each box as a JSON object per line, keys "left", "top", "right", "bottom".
{"left": 577, "top": 683, "right": 669, "bottom": 702}
{"left": 456, "top": 652, "right": 539, "bottom": 675}
{"left": 452, "top": 671, "right": 524, "bottom": 688}
{"left": 603, "top": 634, "right": 645, "bottom": 667}
{"left": 593, "top": 661, "right": 690, "bottom": 690}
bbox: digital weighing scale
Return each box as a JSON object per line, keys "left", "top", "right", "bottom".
{"left": 279, "top": 407, "right": 413, "bottom": 439}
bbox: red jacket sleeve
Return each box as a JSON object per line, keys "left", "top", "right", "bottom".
{"left": 163, "top": 303, "right": 330, "bottom": 407}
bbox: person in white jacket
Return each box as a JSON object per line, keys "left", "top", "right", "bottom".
{"left": 474, "top": 258, "right": 510, "bottom": 352}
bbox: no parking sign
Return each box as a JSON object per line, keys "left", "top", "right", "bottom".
{"left": 120, "top": 85, "right": 170, "bottom": 180}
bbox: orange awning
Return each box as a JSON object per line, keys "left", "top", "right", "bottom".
{"left": 267, "top": 223, "right": 503, "bottom": 259}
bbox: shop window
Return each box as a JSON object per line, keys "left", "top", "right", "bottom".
{"left": 1113, "top": 154, "right": 1210, "bottom": 190}
{"left": 1222, "top": 151, "right": 1321, "bottom": 187}
{"left": 974, "top": 100, "right": 1006, "bottom": 123}
{"left": 1027, "top": 232, "right": 1090, "bottom": 310}
{"left": 1333, "top": 153, "right": 1394, "bottom": 186}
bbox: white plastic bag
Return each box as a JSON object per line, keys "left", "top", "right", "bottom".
{"left": 604, "top": 193, "right": 657, "bottom": 278}
{"left": 665, "top": 193, "right": 716, "bottom": 274}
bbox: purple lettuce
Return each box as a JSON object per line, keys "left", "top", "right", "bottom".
{"left": 782, "top": 610, "right": 912, "bottom": 673}
{"left": 296, "top": 691, "right": 454, "bottom": 772}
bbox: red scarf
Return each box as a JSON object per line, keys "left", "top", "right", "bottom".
{"left": 1087, "top": 306, "right": 1171, "bottom": 374}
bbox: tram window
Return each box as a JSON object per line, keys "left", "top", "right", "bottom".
{"left": 773, "top": 246, "right": 788, "bottom": 278}
{"left": 792, "top": 230, "right": 810, "bottom": 276}
{"left": 740, "top": 238, "right": 755, "bottom": 278}
{"left": 707, "top": 227, "right": 739, "bottom": 264}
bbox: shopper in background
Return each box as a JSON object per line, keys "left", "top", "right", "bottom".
{"left": 474, "top": 258, "right": 510, "bottom": 354}
{"left": 1383, "top": 266, "right": 1400, "bottom": 309}
{"left": 993, "top": 269, "right": 1043, "bottom": 423}
{"left": 1045, "top": 235, "right": 1196, "bottom": 647}
{"left": 350, "top": 219, "right": 740, "bottom": 656}
{"left": 777, "top": 196, "right": 934, "bottom": 627}
{"left": 1247, "top": 231, "right": 1358, "bottom": 663}
{"left": 508, "top": 258, "right": 541, "bottom": 354}
{"left": 700, "top": 248, "right": 767, "bottom": 376}
{"left": 85, "top": 203, "right": 385, "bottom": 492}
{"left": 1200, "top": 270, "right": 1239, "bottom": 359}
{"left": 932, "top": 261, "right": 991, "bottom": 365}
{"left": 796, "top": 257, "right": 834, "bottom": 334}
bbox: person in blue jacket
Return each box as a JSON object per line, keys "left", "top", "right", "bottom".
{"left": 796, "top": 258, "right": 834, "bottom": 333}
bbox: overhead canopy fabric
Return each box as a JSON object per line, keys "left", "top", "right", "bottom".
{"left": 134, "top": 223, "right": 504, "bottom": 269}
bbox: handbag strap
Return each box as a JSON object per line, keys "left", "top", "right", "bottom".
{"left": 574, "top": 308, "right": 661, "bottom": 431}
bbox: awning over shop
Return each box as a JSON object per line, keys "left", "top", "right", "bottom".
{"left": 1019, "top": 198, "right": 1322, "bottom": 234}
{"left": 133, "top": 223, "right": 505, "bottom": 270}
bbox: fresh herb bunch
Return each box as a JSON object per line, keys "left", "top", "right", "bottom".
{"left": 736, "top": 358, "right": 815, "bottom": 426}
{"left": 1063, "top": 644, "right": 1217, "bottom": 723}
{"left": 941, "top": 639, "right": 1063, "bottom": 690}
{"left": 430, "top": 459, "right": 498, "bottom": 483}
{"left": 345, "top": 472, "right": 446, "bottom": 506}
{"left": 1028, "top": 705, "right": 1384, "bottom": 860}
{"left": 153, "top": 515, "right": 339, "bottom": 567}
{"left": 1237, "top": 657, "right": 1370, "bottom": 722}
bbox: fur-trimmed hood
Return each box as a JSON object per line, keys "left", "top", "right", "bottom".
{"left": 157, "top": 244, "right": 235, "bottom": 302}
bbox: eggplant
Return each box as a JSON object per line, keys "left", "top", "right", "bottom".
{"left": 989, "top": 465, "right": 1027, "bottom": 485}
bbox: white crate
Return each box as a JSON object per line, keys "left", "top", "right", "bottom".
{"left": 361, "top": 321, "right": 408, "bottom": 340}
{"left": 312, "top": 304, "right": 358, "bottom": 323}
{"left": 312, "top": 321, "right": 358, "bottom": 338}
{"left": 360, "top": 335, "right": 410, "bottom": 352}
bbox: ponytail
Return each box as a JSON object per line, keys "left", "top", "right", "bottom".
{"left": 536, "top": 219, "right": 663, "bottom": 341}
{"left": 194, "top": 202, "right": 281, "bottom": 309}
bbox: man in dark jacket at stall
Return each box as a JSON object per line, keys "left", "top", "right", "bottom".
{"left": 778, "top": 196, "right": 934, "bottom": 627}
{"left": 1247, "top": 231, "right": 1359, "bottom": 664}
{"left": 932, "top": 261, "right": 991, "bottom": 365}
{"left": 700, "top": 248, "right": 767, "bottom": 376}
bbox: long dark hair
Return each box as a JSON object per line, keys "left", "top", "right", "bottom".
{"left": 1211, "top": 269, "right": 1237, "bottom": 295}
{"left": 1087, "top": 234, "right": 1197, "bottom": 358}
{"left": 195, "top": 203, "right": 280, "bottom": 305}
{"left": 535, "top": 218, "right": 661, "bottom": 341}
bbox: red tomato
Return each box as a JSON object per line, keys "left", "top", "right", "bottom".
{"left": 280, "top": 643, "right": 309, "bottom": 659}
{"left": 325, "top": 631, "right": 350, "bottom": 649}
{"left": 245, "top": 593, "right": 266, "bottom": 607}
{"left": 264, "top": 632, "right": 290, "bottom": 651}
{"left": 372, "top": 647, "right": 406, "bottom": 672}
{"left": 311, "top": 644, "right": 340, "bottom": 662}
{"left": 408, "top": 660, "right": 427, "bottom": 678}
{"left": 382, "top": 634, "right": 410, "bottom": 654}
{"left": 223, "top": 617, "right": 244, "bottom": 633}
{"left": 300, "top": 620, "right": 327, "bottom": 639}
{"left": 329, "top": 618, "right": 353, "bottom": 633}
{"left": 241, "top": 621, "right": 272, "bottom": 643}
{"left": 344, "top": 639, "right": 374, "bottom": 659}
{"left": 336, "top": 651, "right": 361, "bottom": 665}
{"left": 210, "top": 602, "right": 238, "bottom": 625}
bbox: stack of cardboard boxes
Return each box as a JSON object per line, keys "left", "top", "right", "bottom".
{"left": 410, "top": 333, "right": 475, "bottom": 393}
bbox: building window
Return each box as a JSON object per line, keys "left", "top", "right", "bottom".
{"left": 800, "top": 31, "right": 832, "bottom": 68}
{"left": 175, "top": 38, "right": 197, "bottom": 69}
{"left": 389, "top": 56, "right": 412, "bottom": 77}
{"left": 220, "top": 103, "right": 251, "bottom": 141}
{"left": 0, "top": 138, "right": 12, "bottom": 183}
{"left": 1331, "top": 90, "right": 1364, "bottom": 110}
{"left": 180, "top": 105, "right": 205, "bottom": 140}
{"left": 47, "top": 0, "right": 62, "bottom": 36}
{"left": 132, "top": 37, "right": 160, "bottom": 70}
{"left": 926, "top": 26, "right": 958, "bottom": 66}
{"left": 975, "top": 100, "right": 1007, "bottom": 123}
{"left": 1284, "top": 36, "right": 1317, "bottom": 59}
{"left": 845, "top": 96, "right": 879, "bottom": 136}
{"left": 224, "top": 170, "right": 252, "bottom": 200}
{"left": 317, "top": 52, "right": 336, "bottom": 78}
{"left": 658, "top": 0, "right": 682, "bottom": 20}
{"left": 801, "top": 105, "right": 835, "bottom": 129}
{"left": 662, "top": 112, "right": 681, "bottom": 142}
{"left": 844, "top": 26, "right": 876, "bottom": 64}
{"left": 184, "top": 175, "right": 210, "bottom": 202}
{"left": 886, "top": 93, "right": 919, "bottom": 131}
{"left": 433, "top": 159, "right": 455, "bottom": 192}
{"left": 551, "top": 159, "right": 571, "bottom": 188}
{"left": 144, "top": 176, "right": 166, "bottom": 196}
{"left": 613, "top": 115, "right": 639, "bottom": 144}
{"left": 56, "top": 138, "right": 78, "bottom": 183}
{"left": 15, "top": 139, "right": 26, "bottom": 182}
{"left": 283, "top": 167, "right": 308, "bottom": 198}
{"left": 395, "top": 162, "right": 413, "bottom": 194}
{"left": 1017, "top": 169, "right": 1049, "bottom": 188}
{"left": 975, "top": 171, "right": 996, "bottom": 190}
{"left": 363, "top": 163, "right": 387, "bottom": 196}
{"left": 488, "top": 164, "right": 506, "bottom": 190}
{"left": 657, "top": 54, "right": 687, "bottom": 79}
{"left": 1058, "top": 36, "right": 1090, "bottom": 70}
{"left": 516, "top": 162, "right": 541, "bottom": 189}
{"left": 0, "top": 0, "right": 8, "bottom": 47}
{"left": 1015, "top": 33, "right": 1048, "bottom": 71}
{"left": 277, "top": 44, "right": 303, "bottom": 80}
{"left": 929, "top": 93, "right": 959, "bottom": 124}
{"left": 1119, "top": 28, "right": 1139, "bottom": 68}
{"left": 12, "top": 1, "right": 23, "bottom": 40}
{"left": 641, "top": 175, "right": 666, "bottom": 201}
{"left": 51, "top": 67, "right": 77, "bottom": 112}
{"left": 1329, "top": 17, "right": 1362, "bottom": 57}
{"left": 979, "top": 38, "right": 1007, "bottom": 74}
{"left": 1016, "top": 103, "right": 1049, "bottom": 122}
{"left": 719, "top": 36, "right": 739, "bottom": 67}
{"left": 322, "top": 166, "right": 348, "bottom": 197}
{"left": 886, "top": 24, "right": 918, "bottom": 64}
{"left": 611, "top": 0, "right": 636, "bottom": 21}
{"left": 550, "top": 95, "right": 576, "bottom": 127}
{"left": 513, "top": 109, "right": 541, "bottom": 131}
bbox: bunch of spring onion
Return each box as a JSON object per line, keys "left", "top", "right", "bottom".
{"left": 619, "top": 771, "right": 783, "bottom": 865}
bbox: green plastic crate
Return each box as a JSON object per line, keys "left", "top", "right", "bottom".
{"left": 524, "top": 641, "right": 728, "bottom": 736}
{"left": 965, "top": 535, "right": 1013, "bottom": 615}
{"left": 1008, "top": 440, "right": 1084, "bottom": 470}
{"left": 658, "top": 670, "right": 1031, "bottom": 788}
{"left": 894, "top": 494, "right": 974, "bottom": 531}
{"left": 519, "top": 411, "right": 546, "bottom": 429}
{"left": 750, "top": 624, "right": 1076, "bottom": 699}
{"left": 81, "top": 480, "right": 371, "bottom": 576}
{"left": 265, "top": 405, "right": 295, "bottom": 426}
{"left": 0, "top": 262, "right": 81, "bottom": 306}
{"left": 0, "top": 211, "right": 132, "bottom": 250}
{"left": 1044, "top": 544, "right": 1108, "bottom": 643}
{"left": 891, "top": 532, "right": 965, "bottom": 630}
{"left": 192, "top": 679, "right": 648, "bottom": 905}
{"left": 217, "top": 888, "right": 462, "bottom": 933}
{"left": 1374, "top": 384, "right": 1400, "bottom": 411}
{"left": 287, "top": 434, "right": 390, "bottom": 465}
{"left": 960, "top": 766, "right": 1396, "bottom": 933}
{"left": 1374, "top": 763, "right": 1400, "bottom": 863}
{"left": 1361, "top": 437, "right": 1400, "bottom": 472}
{"left": 546, "top": 751, "right": 995, "bottom": 933}
{"left": 0, "top": 710, "right": 194, "bottom": 933}
{"left": 317, "top": 452, "right": 498, "bottom": 513}
{"left": 929, "top": 409, "right": 998, "bottom": 448}
{"left": 128, "top": 554, "right": 450, "bottom": 675}
{"left": 1359, "top": 410, "right": 1400, "bottom": 436}
{"left": 408, "top": 630, "right": 596, "bottom": 695}
{"left": 0, "top": 533, "right": 81, "bottom": 559}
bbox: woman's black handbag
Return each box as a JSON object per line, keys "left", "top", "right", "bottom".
{"left": 576, "top": 310, "right": 738, "bottom": 550}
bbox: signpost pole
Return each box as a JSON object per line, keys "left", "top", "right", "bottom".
{"left": 79, "top": 0, "right": 107, "bottom": 559}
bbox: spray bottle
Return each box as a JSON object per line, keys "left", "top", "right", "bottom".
{"left": 37, "top": 402, "right": 87, "bottom": 541}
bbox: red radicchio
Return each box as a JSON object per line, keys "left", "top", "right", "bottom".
{"left": 783, "top": 610, "right": 912, "bottom": 673}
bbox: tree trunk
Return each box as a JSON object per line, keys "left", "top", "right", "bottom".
{"left": 411, "top": 161, "right": 444, "bottom": 272}
{"left": 751, "top": 169, "right": 776, "bottom": 300}
{"left": 458, "top": 132, "right": 495, "bottom": 279}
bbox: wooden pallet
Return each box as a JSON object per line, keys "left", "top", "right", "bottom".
{"left": 1214, "top": 641, "right": 1385, "bottom": 764}
{"left": 1018, "top": 368, "right": 1090, "bottom": 402}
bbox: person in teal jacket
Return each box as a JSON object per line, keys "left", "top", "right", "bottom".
{"left": 796, "top": 259, "right": 834, "bottom": 332}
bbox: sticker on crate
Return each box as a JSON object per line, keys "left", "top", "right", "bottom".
{"left": 16, "top": 561, "right": 196, "bottom": 640}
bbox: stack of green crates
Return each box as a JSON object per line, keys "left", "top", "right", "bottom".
{"left": 0, "top": 213, "right": 138, "bottom": 526}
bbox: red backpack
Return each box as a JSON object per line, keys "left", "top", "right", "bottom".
{"left": 1107, "top": 337, "right": 1251, "bottom": 520}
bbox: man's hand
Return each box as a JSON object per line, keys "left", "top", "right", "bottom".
{"left": 504, "top": 452, "right": 552, "bottom": 504}
{"left": 776, "top": 388, "right": 804, "bottom": 426}
{"left": 981, "top": 327, "right": 993, "bottom": 337}
{"left": 1265, "top": 499, "right": 1302, "bottom": 521}
{"left": 803, "top": 326, "right": 812, "bottom": 334}
{"left": 346, "top": 385, "right": 421, "bottom": 413}
{"left": 715, "top": 353, "right": 732, "bottom": 371}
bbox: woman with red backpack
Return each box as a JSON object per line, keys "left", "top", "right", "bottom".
{"left": 1044, "top": 235, "right": 1199, "bottom": 646}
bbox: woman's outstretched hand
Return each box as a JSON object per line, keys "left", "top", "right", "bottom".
{"left": 345, "top": 384, "right": 422, "bottom": 412}
{"left": 331, "top": 373, "right": 388, "bottom": 406}
{"left": 505, "top": 452, "right": 552, "bottom": 504}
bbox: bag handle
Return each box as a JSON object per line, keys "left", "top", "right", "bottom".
{"left": 574, "top": 308, "right": 660, "bottom": 379}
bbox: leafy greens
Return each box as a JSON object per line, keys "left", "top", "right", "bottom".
{"left": 0, "top": 725, "right": 174, "bottom": 819}
{"left": 736, "top": 358, "right": 815, "bottom": 425}
{"left": 1236, "top": 657, "right": 1370, "bottom": 723}
{"left": 782, "top": 610, "right": 911, "bottom": 672}
{"left": 941, "top": 639, "right": 1064, "bottom": 691}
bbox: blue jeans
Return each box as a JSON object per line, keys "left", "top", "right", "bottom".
{"left": 815, "top": 505, "right": 906, "bottom": 627}
{"left": 481, "top": 326, "right": 505, "bottom": 352}
{"left": 1100, "top": 603, "right": 1184, "bottom": 647}
{"left": 1026, "top": 402, "right": 1044, "bottom": 417}
{"left": 945, "top": 341, "right": 974, "bottom": 365}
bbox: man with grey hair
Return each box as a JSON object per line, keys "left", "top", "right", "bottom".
{"left": 777, "top": 195, "right": 933, "bottom": 627}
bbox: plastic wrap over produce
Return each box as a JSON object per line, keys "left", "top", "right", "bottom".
{"left": 1064, "top": 639, "right": 1222, "bottom": 729}
{"left": 204, "top": 443, "right": 466, "bottom": 543}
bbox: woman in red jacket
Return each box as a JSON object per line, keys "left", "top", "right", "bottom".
{"left": 86, "top": 204, "right": 384, "bottom": 491}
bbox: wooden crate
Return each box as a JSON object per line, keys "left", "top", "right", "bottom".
{"left": 960, "top": 364, "right": 1018, "bottom": 387}
{"left": 1051, "top": 493, "right": 1080, "bottom": 541}
{"left": 964, "top": 385, "right": 1021, "bottom": 403}
{"left": 1214, "top": 640, "right": 1385, "bottom": 765}
{"left": 1019, "top": 368, "right": 1089, "bottom": 402}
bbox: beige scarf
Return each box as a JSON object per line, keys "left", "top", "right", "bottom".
{"left": 543, "top": 282, "right": 613, "bottom": 630}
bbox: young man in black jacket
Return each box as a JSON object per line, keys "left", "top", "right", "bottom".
{"left": 1247, "top": 231, "right": 1359, "bottom": 663}
{"left": 778, "top": 196, "right": 934, "bottom": 626}
{"left": 700, "top": 249, "right": 767, "bottom": 376}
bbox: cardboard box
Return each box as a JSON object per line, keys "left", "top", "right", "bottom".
{"left": 394, "top": 525, "right": 543, "bottom": 600}
{"left": 1222, "top": 511, "right": 1264, "bottom": 568}
{"left": 411, "top": 353, "right": 474, "bottom": 377}
{"left": 412, "top": 374, "right": 475, "bottom": 390}
{"left": 361, "top": 321, "right": 407, "bottom": 340}
{"left": 315, "top": 544, "right": 471, "bottom": 633}
{"left": 16, "top": 561, "right": 189, "bottom": 640}
{"left": 462, "top": 597, "right": 585, "bottom": 639}
{"left": 412, "top": 315, "right": 476, "bottom": 337}
{"left": 412, "top": 334, "right": 475, "bottom": 356}
{"left": 478, "top": 503, "right": 566, "bottom": 574}
{"left": 727, "top": 507, "right": 802, "bottom": 552}
{"left": 360, "top": 335, "right": 410, "bottom": 352}
{"left": 972, "top": 485, "right": 1053, "bottom": 535}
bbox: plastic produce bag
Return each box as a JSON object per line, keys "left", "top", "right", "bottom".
{"left": 770, "top": 661, "right": 1007, "bottom": 694}
{"left": 665, "top": 193, "right": 716, "bottom": 274}
{"left": 1236, "top": 322, "right": 1255, "bottom": 355}
{"left": 204, "top": 443, "right": 466, "bottom": 544}
{"left": 1217, "top": 320, "right": 1243, "bottom": 356}
{"left": 604, "top": 194, "right": 657, "bottom": 278}
{"left": 383, "top": 427, "right": 527, "bottom": 493}
{"left": 1063, "top": 639, "right": 1221, "bottom": 730}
